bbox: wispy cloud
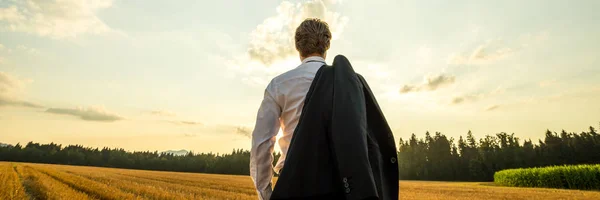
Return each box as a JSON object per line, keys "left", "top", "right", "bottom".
{"left": 235, "top": 126, "right": 252, "bottom": 138}
{"left": 0, "top": 99, "right": 42, "bottom": 108}
{"left": 183, "top": 133, "right": 197, "bottom": 137}
{"left": 16, "top": 45, "right": 38, "bottom": 54}
{"left": 450, "top": 85, "right": 507, "bottom": 105}
{"left": 209, "top": 124, "right": 254, "bottom": 138}
{"left": 175, "top": 124, "right": 252, "bottom": 138}
{"left": 450, "top": 94, "right": 485, "bottom": 105}
{"left": 169, "top": 120, "right": 203, "bottom": 126}
{"left": 45, "top": 105, "right": 123, "bottom": 122}
{"left": 146, "top": 110, "right": 176, "bottom": 117}
{"left": 0, "top": 0, "right": 118, "bottom": 39}
{"left": 447, "top": 40, "right": 516, "bottom": 66}
{"left": 399, "top": 74, "right": 456, "bottom": 94}
{"left": 0, "top": 72, "right": 25, "bottom": 92}
{"left": 451, "top": 96, "right": 466, "bottom": 104}
{"left": 539, "top": 79, "right": 558, "bottom": 88}
{"left": 447, "top": 32, "right": 549, "bottom": 66}
{"left": 0, "top": 71, "right": 42, "bottom": 108}
{"left": 486, "top": 105, "right": 500, "bottom": 111}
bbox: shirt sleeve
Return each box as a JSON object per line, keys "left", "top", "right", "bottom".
{"left": 250, "top": 82, "right": 281, "bottom": 200}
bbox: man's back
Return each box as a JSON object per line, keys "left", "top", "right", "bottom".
{"left": 250, "top": 18, "right": 333, "bottom": 200}
{"left": 249, "top": 56, "right": 325, "bottom": 199}
{"left": 270, "top": 56, "right": 325, "bottom": 170}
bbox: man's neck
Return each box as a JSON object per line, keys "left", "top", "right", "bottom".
{"left": 300, "top": 53, "right": 325, "bottom": 62}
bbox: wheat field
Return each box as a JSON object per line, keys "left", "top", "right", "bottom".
{"left": 2, "top": 162, "right": 600, "bottom": 200}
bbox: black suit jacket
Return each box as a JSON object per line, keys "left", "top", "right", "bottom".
{"left": 270, "top": 55, "right": 399, "bottom": 200}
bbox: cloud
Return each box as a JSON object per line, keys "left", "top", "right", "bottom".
{"left": 16, "top": 45, "right": 38, "bottom": 54}
{"left": 450, "top": 93, "right": 485, "bottom": 105}
{"left": 427, "top": 75, "right": 456, "bottom": 90}
{"left": 539, "top": 79, "right": 558, "bottom": 88}
{"left": 146, "top": 110, "right": 176, "bottom": 117}
{"left": 486, "top": 105, "right": 500, "bottom": 111}
{"left": 399, "top": 74, "right": 456, "bottom": 94}
{"left": 447, "top": 32, "right": 549, "bottom": 66}
{"left": 0, "top": 0, "right": 117, "bottom": 39}
{"left": 0, "top": 99, "right": 43, "bottom": 108}
{"left": 225, "top": 0, "right": 349, "bottom": 89}
{"left": 45, "top": 105, "right": 123, "bottom": 122}
{"left": 235, "top": 126, "right": 252, "bottom": 138}
{"left": 451, "top": 97, "right": 465, "bottom": 104}
{"left": 0, "top": 72, "right": 23, "bottom": 92}
{"left": 399, "top": 85, "right": 418, "bottom": 93}
{"left": 175, "top": 124, "right": 252, "bottom": 138}
{"left": 450, "top": 86, "right": 508, "bottom": 105}
{"left": 0, "top": 71, "right": 42, "bottom": 108}
{"left": 246, "top": 0, "right": 348, "bottom": 65}
{"left": 208, "top": 124, "right": 254, "bottom": 138}
{"left": 447, "top": 41, "right": 516, "bottom": 66}
{"left": 169, "top": 120, "right": 203, "bottom": 126}
{"left": 183, "top": 133, "right": 197, "bottom": 137}
{"left": 323, "top": 0, "right": 343, "bottom": 4}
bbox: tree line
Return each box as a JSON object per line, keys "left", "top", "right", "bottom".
{"left": 397, "top": 126, "right": 600, "bottom": 181}
{"left": 1, "top": 125, "right": 599, "bottom": 181}
{"left": 0, "top": 142, "right": 279, "bottom": 176}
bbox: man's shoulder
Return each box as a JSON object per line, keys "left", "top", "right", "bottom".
{"left": 264, "top": 66, "right": 298, "bottom": 94}
{"left": 266, "top": 61, "right": 322, "bottom": 96}
{"left": 277, "top": 66, "right": 305, "bottom": 80}
{"left": 268, "top": 65, "right": 306, "bottom": 87}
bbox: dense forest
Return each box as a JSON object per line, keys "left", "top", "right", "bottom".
{"left": 398, "top": 126, "right": 600, "bottom": 181}
{"left": 1, "top": 125, "right": 599, "bottom": 181}
{"left": 0, "top": 143, "right": 279, "bottom": 175}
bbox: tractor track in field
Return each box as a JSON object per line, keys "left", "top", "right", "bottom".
{"left": 12, "top": 164, "right": 36, "bottom": 200}
{"left": 61, "top": 170, "right": 192, "bottom": 200}
{"left": 111, "top": 171, "right": 255, "bottom": 195}
{"left": 61, "top": 170, "right": 256, "bottom": 200}
{"left": 20, "top": 165, "right": 84, "bottom": 200}
{"left": 28, "top": 166, "right": 140, "bottom": 200}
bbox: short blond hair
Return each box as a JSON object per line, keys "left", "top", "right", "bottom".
{"left": 294, "top": 18, "right": 332, "bottom": 57}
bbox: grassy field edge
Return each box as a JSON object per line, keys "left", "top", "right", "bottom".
{"left": 494, "top": 164, "right": 600, "bottom": 190}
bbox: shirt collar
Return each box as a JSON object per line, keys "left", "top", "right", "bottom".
{"left": 301, "top": 56, "right": 326, "bottom": 64}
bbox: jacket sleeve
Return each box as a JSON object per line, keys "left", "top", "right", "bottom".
{"left": 250, "top": 82, "right": 282, "bottom": 200}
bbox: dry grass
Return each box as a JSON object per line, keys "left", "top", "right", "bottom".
{"left": 399, "top": 181, "right": 600, "bottom": 200}
{"left": 60, "top": 165, "right": 255, "bottom": 200}
{"left": 30, "top": 164, "right": 141, "bottom": 199}
{"left": 15, "top": 165, "right": 95, "bottom": 200}
{"left": 0, "top": 163, "right": 28, "bottom": 200}
{"left": 1, "top": 162, "right": 600, "bottom": 200}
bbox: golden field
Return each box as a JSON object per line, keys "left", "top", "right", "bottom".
{"left": 1, "top": 162, "right": 600, "bottom": 200}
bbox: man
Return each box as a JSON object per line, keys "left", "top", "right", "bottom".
{"left": 249, "top": 18, "right": 332, "bottom": 200}
{"left": 251, "top": 18, "right": 399, "bottom": 200}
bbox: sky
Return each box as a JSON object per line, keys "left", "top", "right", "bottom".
{"left": 1, "top": 0, "right": 599, "bottom": 154}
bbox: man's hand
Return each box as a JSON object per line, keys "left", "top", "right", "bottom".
{"left": 257, "top": 182, "right": 273, "bottom": 200}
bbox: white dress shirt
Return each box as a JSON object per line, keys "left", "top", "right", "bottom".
{"left": 250, "top": 56, "right": 326, "bottom": 200}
